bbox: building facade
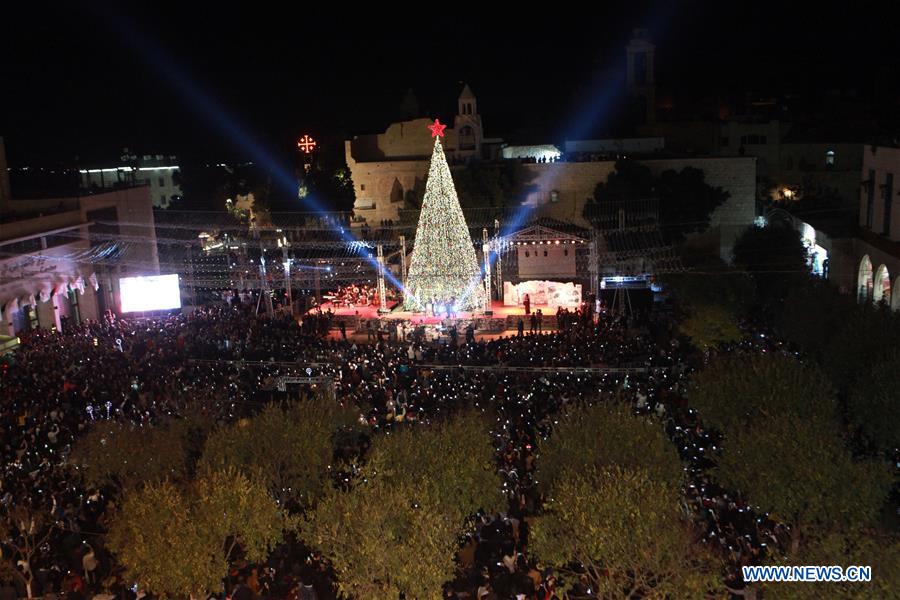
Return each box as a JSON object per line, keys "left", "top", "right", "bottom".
{"left": 79, "top": 151, "right": 182, "bottom": 208}
{"left": 851, "top": 145, "right": 900, "bottom": 308}
{"left": 0, "top": 137, "right": 10, "bottom": 205}
{"left": 347, "top": 84, "right": 506, "bottom": 225}
{"left": 1, "top": 186, "right": 160, "bottom": 335}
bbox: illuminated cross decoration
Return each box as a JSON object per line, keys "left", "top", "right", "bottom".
{"left": 428, "top": 118, "right": 447, "bottom": 138}
{"left": 297, "top": 134, "right": 317, "bottom": 154}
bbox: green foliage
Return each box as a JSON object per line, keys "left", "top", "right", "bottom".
{"left": 688, "top": 352, "right": 837, "bottom": 434}
{"left": 69, "top": 419, "right": 189, "bottom": 491}
{"left": 732, "top": 223, "right": 811, "bottom": 304}
{"left": 366, "top": 411, "right": 505, "bottom": 523}
{"left": 592, "top": 159, "right": 654, "bottom": 203}
{"left": 300, "top": 166, "right": 357, "bottom": 212}
{"left": 452, "top": 162, "right": 534, "bottom": 209}
{"left": 678, "top": 304, "right": 743, "bottom": 349}
{"left": 587, "top": 160, "right": 728, "bottom": 243}
{"left": 847, "top": 352, "right": 900, "bottom": 454}
{"left": 657, "top": 166, "right": 729, "bottom": 242}
{"left": 778, "top": 281, "right": 848, "bottom": 361}
{"left": 537, "top": 402, "right": 684, "bottom": 493}
{"left": 0, "top": 504, "right": 55, "bottom": 599}
{"left": 715, "top": 416, "right": 892, "bottom": 540}
{"left": 107, "top": 469, "right": 287, "bottom": 597}
{"left": 822, "top": 304, "right": 900, "bottom": 393}
{"left": 530, "top": 466, "right": 722, "bottom": 599}
{"left": 300, "top": 478, "right": 458, "bottom": 600}
{"left": 762, "top": 530, "right": 900, "bottom": 599}
{"left": 663, "top": 264, "right": 754, "bottom": 316}
{"left": 300, "top": 413, "right": 504, "bottom": 599}
{"left": 199, "top": 400, "right": 354, "bottom": 505}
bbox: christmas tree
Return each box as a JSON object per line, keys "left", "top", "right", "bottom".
{"left": 404, "top": 119, "right": 486, "bottom": 311}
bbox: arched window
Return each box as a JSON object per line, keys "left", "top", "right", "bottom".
{"left": 858, "top": 255, "right": 874, "bottom": 303}
{"left": 458, "top": 125, "right": 476, "bottom": 151}
{"left": 873, "top": 264, "right": 891, "bottom": 305}
{"left": 893, "top": 277, "right": 900, "bottom": 311}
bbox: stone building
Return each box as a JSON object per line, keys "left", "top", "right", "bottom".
{"left": 1, "top": 186, "right": 160, "bottom": 334}
{"left": 346, "top": 84, "right": 505, "bottom": 225}
{"left": 850, "top": 144, "right": 900, "bottom": 308}
{"left": 79, "top": 150, "right": 182, "bottom": 208}
{"left": 0, "top": 137, "right": 10, "bottom": 205}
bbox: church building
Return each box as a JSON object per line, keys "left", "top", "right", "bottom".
{"left": 346, "top": 84, "right": 504, "bottom": 226}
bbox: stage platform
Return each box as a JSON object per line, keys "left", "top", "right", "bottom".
{"left": 309, "top": 300, "right": 560, "bottom": 331}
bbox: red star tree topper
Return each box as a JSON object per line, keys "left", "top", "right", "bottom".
{"left": 428, "top": 118, "right": 447, "bottom": 138}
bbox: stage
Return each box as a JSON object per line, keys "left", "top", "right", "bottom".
{"left": 309, "top": 300, "right": 561, "bottom": 331}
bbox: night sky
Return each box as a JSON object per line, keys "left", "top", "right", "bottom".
{"left": 2, "top": 2, "right": 898, "bottom": 167}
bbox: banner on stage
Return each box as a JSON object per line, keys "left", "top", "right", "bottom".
{"left": 503, "top": 280, "right": 582, "bottom": 308}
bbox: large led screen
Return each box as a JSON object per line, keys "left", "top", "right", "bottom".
{"left": 119, "top": 274, "right": 182, "bottom": 313}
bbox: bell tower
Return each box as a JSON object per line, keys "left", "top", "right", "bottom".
{"left": 626, "top": 29, "right": 656, "bottom": 125}
{"left": 454, "top": 83, "right": 483, "bottom": 157}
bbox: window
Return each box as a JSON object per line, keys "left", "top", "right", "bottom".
{"left": 633, "top": 52, "right": 648, "bottom": 85}
{"left": 826, "top": 150, "right": 835, "bottom": 166}
{"left": 458, "top": 126, "right": 476, "bottom": 150}
{"left": 360, "top": 184, "right": 366, "bottom": 191}
{"left": 884, "top": 173, "right": 893, "bottom": 236}
{"left": 0, "top": 238, "right": 42, "bottom": 256}
{"left": 160, "top": 194, "right": 167, "bottom": 205}
{"left": 68, "top": 288, "right": 81, "bottom": 326}
{"left": 740, "top": 134, "right": 767, "bottom": 145}
{"left": 866, "top": 169, "right": 876, "bottom": 228}
{"left": 550, "top": 190, "right": 560, "bottom": 203}
{"left": 27, "top": 305, "right": 38, "bottom": 331}
{"left": 158, "top": 176, "right": 165, "bottom": 187}
{"left": 524, "top": 251, "right": 530, "bottom": 258}
{"left": 45, "top": 234, "right": 73, "bottom": 248}
{"left": 564, "top": 249, "right": 569, "bottom": 256}
{"left": 543, "top": 250, "right": 548, "bottom": 257}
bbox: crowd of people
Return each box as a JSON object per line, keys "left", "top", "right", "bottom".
{"left": 0, "top": 296, "right": 796, "bottom": 600}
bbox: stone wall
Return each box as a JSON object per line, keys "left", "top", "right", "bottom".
{"left": 348, "top": 154, "right": 757, "bottom": 260}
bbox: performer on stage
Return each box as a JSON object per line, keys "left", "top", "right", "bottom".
{"left": 523, "top": 293, "right": 531, "bottom": 315}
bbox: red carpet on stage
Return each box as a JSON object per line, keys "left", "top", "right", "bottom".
{"left": 311, "top": 300, "right": 554, "bottom": 328}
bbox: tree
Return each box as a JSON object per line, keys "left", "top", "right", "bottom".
{"left": 365, "top": 411, "right": 505, "bottom": 524}
{"left": 592, "top": 159, "right": 654, "bottom": 203}
{"left": 405, "top": 129, "right": 485, "bottom": 311}
{"left": 537, "top": 402, "right": 683, "bottom": 493}
{"left": 199, "top": 400, "right": 354, "bottom": 506}
{"left": 657, "top": 166, "right": 729, "bottom": 243}
{"left": 300, "top": 166, "right": 356, "bottom": 212}
{"left": 678, "top": 303, "right": 743, "bottom": 349}
{"left": 0, "top": 504, "right": 55, "bottom": 599}
{"left": 662, "top": 261, "right": 754, "bottom": 317}
{"left": 107, "top": 468, "right": 287, "bottom": 597}
{"left": 715, "top": 416, "right": 892, "bottom": 553}
{"left": 300, "top": 478, "right": 458, "bottom": 600}
{"left": 69, "top": 419, "right": 189, "bottom": 492}
{"left": 530, "top": 466, "right": 722, "bottom": 599}
{"left": 761, "top": 529, "right": 900, "bottom": 599}
{"left": 847, "top": 351, "right": 900, "bottom": 454}
{"left": 452, "top": 162, "right": 535, "bottom": 209}
{"left": 688, "top": 353, "right": 837, "bottom": 434}
{"left": 778, "top": 281, "right": 848, "bottom": 362}
{"left": 731, "top": 223, "right": 810, "bottom": 305}
{"left": 821, "top": 304, "right": 900, "bottom": 393}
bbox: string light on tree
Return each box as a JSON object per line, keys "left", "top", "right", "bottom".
{"left": 404, "top": 119, "right": 485, "bottom": 311}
